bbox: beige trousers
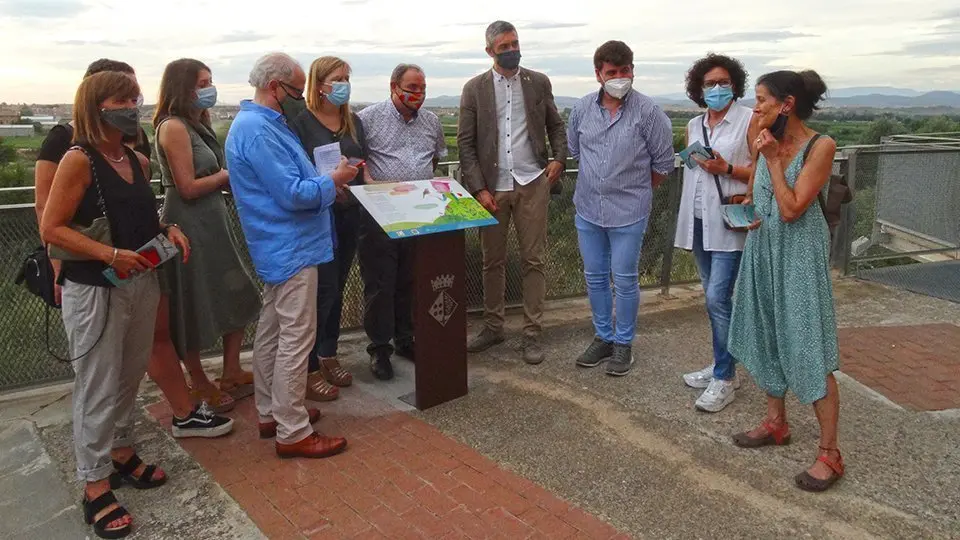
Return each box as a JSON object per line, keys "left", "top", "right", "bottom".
{"left": 480, "top": 175, "right": 550, "bottom": 338}
{"left": 252, "top": 266, "right": 318, "bottom": 444}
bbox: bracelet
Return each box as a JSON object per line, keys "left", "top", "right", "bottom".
{"left": 727, "top": 163, "right": 734, "bottom": 176}
{"left": 109, "top": 248, "right": 118, "bottom": 266}
{"left": 163, "top": 223, "right": 180, "bottom": 235}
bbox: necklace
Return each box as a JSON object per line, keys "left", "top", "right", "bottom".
{"left": 103, "top": 150, "right": 125, "bottom": 163}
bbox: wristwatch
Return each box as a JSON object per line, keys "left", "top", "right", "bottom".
{"left": 726, "top": 164, "right": 734, "bottom": 176}
{"left": 163, "top": 223, "right": 181, "bottom": 235}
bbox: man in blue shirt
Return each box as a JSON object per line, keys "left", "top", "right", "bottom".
{"left": 225, "top": 52, "right": 356, "bottom": 459}
{"left": 567, "top": 41, "right": 675, "bottom": 377}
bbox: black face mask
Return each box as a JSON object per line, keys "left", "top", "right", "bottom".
{"left": 101, "top": 107, "right": 140, "bottom": 137}
{"left": 769, "top": 112, "right": 788, "bottom": 140}
{"left": 496, "top": 50, "right": 521, "bottom": 71}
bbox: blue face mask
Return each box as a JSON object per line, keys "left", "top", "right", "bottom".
{"left": 326, "top": 81, "right": 351, "bottom": 106}
{"left": 194, "top": 86, "right": 217, "bottom": 109}
{"left": 704, "top": 84, "right": 734, "bottom": 111}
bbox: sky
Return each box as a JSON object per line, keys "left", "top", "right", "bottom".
{"left": 1, "top": 0, "right": 958, "bottom": 105}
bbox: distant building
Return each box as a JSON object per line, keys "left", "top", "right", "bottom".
{"left": 0, "top": 125, "right": 35, "bottom": 137}
{"left": 0, "top": 107, "right": 20, "bottom": 125}
{"left": 21, "top": 115, "right": 56, "bottom": 123}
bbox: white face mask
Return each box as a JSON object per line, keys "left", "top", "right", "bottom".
{"left": 603, "top": 77, "right": 633, "bottom": 99}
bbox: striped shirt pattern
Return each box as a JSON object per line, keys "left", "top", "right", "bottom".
{"left": 568, "top": 89, "right": 675, "bottom": 228}
{"left": 357, "top": 100, "right": 447, "bottom": 182}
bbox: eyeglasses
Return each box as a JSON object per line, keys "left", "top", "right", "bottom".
{"left": 703, "top": 81, "right": 733, "bottom": 90}
{"left": 280, "top": 81, "right": 305, "bottom": 99}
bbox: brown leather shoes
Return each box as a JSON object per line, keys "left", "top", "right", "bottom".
{"left": 258, "top": 408, "right": 322, "bottom": 439}
{"left": 276, "top": 432, "right": 347, "bottom": 459}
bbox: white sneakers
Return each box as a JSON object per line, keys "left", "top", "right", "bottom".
{"left": 683, "top": 365, "right": 715, "bottom": 389}
{"left": 683, "top": 364, "right": 739, "bottom": 413}
{"left": 694, "top": 378, "right": 737, "bottom": 412}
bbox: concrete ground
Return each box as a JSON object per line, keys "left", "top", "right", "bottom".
{"left": 1, "top": 278, "right": 958, "bottom": 539}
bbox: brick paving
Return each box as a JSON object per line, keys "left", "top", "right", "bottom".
{"left": 146, "top": 387, "right": 626, "bottom": 540}
{"left": 839, "top": 323, "right": 960, "bottom": 411}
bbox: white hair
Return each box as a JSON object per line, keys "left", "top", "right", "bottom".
{"left": 248, "top": 52, "right": 301, "bottom": 89}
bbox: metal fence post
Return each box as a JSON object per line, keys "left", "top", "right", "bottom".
{"left": 659, "top": 168, "right": 683, "bottom": 297}
{"left": 836, "top": 149, "right": 858, "bottom": 275}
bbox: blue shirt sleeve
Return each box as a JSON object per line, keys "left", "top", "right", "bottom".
{"left": 644, "top": 105, "right": 676, "bottom": 175}
{"left": 245, "top": 133, "right": 336, "bottom": 211}
{"left": 567, "top": 101, "right": 582, "bottom": 161}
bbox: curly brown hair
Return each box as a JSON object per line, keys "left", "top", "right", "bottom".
{"left": 685, "top": 54, "right": 748, "bottom": 108}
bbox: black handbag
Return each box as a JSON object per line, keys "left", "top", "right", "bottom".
{"left": 15, "top": 246, "right": 59, "bottom": 308}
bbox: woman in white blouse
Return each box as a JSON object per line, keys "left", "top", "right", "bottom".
{"left": 674, "top": 54, "right": 754, "bottom": 413}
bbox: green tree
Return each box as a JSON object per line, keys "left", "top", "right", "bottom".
{"left": 19, "top": 106, "right": 33, "bottom": 116}
{"left": 0, "top": 137, "right": 15, "bottom": 164}
{"left": 914, "top": 115, "right": 960, "bottom": 134}
{"left": 857, "top": 118, "right": 908, "bottom": 144}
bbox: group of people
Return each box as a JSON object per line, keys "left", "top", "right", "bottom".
{"left": 34, "top": 18, "right": 844, "bottom": 540}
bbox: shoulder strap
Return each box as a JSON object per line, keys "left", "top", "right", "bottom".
{"left": 699, "top": 116, "right": 726, "bottom": 202}
{"left": 801, "top": 134, "right": 828, "bottom": 211}
{"left": 68, "top": 145, "right": 110, "bottom": 223}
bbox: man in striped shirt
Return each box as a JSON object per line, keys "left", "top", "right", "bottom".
{"left": 567, "top": 40, "right": 675, "bottom": 376}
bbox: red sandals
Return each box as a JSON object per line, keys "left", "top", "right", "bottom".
{"left": 795, "top": 447, "right": 845, "bottom": 492}
{"left": 732, "top": 420, "right": 791, "bottom": 448}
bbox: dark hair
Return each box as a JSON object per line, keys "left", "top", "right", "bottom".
{"left": 593, "top": 41, "right": 633, "bottom": 71}
{"left": 756, "top": 70, "right": 828, "bottom": 120}
{"left": 153, "top": 58, "right": 212, "bottom": 129}
{"left": 84, "top": 58, "right": 135, "bottom": 78}
{"left": 685, "top": 53, "right": 748, "bottom": 108}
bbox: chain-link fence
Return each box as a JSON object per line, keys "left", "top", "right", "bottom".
{"left": 844, "top": 137, "right": 960, "bottom": 302}
{"left": 1, "top": 164, "right": 703, "bottom": 390}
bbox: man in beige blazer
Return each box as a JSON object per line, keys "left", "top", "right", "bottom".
{"left": 457, "top": 20, "right": 567, "bottom": 364}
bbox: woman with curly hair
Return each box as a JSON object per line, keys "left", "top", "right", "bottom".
{"left": 675, "top": 54, "right": 754, "bottom": 412}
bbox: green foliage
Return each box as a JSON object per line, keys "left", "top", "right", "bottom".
{"left": 19, "top": 107, "right": 33, "bottom": 116}
{"left": 0, "top": 137, "right": 15, "bottom": 165}
{"left": 857, "top": 118, "right": 909, "bottom": 144}
{"left": 914, "top": 115, "right": 960, "bottom": 134}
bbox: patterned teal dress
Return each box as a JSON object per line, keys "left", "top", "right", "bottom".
{"left": 727, "top": 138, "right": 839, "bottom": 404}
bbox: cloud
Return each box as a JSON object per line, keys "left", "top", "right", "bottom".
{"left": 216, "top": 31, "right": 271, "bottom": 44}
{"left": 522, "top": 22, "right": 588, "bottom": 30}
{"left": 0, "top": 0, "right": 88, "bottom": 18}
{"left": 694, "top": 30, "right": 816, "bottom": 43}
{"left": 56, "top": 39, "right": 128, "bottom": 47}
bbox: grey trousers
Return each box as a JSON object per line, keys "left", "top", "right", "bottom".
{"left": 252, "top": 266, "right": 318, "bottom": 445}
{"left": 62, "top": 275, "right": 160, "bottom": 483}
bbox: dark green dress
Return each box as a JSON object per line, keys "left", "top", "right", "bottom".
{"left": 156, "top": 117, "right": 261, "bottom": 359}
{"left": 727, "top": 137, "right": 840, "bottom": 404}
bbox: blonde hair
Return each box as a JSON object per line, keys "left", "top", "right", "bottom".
{"left": 306, "top": 56, "right": 358, "bottom": 144}
{"left": 73, "top": 71, "right": 141, "bottom": 146}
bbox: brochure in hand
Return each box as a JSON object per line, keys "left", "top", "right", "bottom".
{"left": 679, "top": 140, "right": 714, "bottom": 170}
{"left": 102, "top": 234, "right": 179, "bottom": 287}
{"left": 719, "top": 203, "right": 756, "bottom": 229}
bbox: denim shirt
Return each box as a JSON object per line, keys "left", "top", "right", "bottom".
{"left": 225, "top": 100, "right": 336, "bottom": 285}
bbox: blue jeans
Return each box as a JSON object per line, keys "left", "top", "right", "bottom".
{"left": 692, "top": 218, "right": 742, "bottom": 381}
{"left": 575, "top": 214, "right": 648, "bottom": 345}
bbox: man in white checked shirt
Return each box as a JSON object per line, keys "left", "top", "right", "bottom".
{"left": 356, "top": 63, "right": 447, "bottom": 381}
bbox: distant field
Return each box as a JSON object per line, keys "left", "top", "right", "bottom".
{"left": 5, "top": 135, "right": 46, "bottom": 151}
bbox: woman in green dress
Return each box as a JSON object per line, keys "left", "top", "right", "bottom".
{"left": 152, "top": 58, "right": 262, "bottom": 411}
{"left": 727, "top": 69, "right": 844, "bottom": 492}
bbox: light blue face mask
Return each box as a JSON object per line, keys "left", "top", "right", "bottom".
{"left": 704, "top": 84, "right": 734, "bottom": 111}
{"left": 326, "top": 81, "right": 351, "bottom": 106}
{"left": 194, "top": 85, "right": 218, "bottom": 109}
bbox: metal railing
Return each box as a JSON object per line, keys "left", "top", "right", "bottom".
{"left": 0, "top": 162, "right": 696, "bottom": 390}
{"left": 5, "top": 144, "right": 956, "bottom": 391}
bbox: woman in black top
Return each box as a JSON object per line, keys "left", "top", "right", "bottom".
{"left": 40, "top": 71, "right": 190, "bottom": 540}
{"left": 35, "top": 59, "right": 151, "bottom": 227}
{"left": 290, "top": 56, "right": 367, "bottom": 399}
{"left": 33, "top": 58, "right": 232, "bottom": 442}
